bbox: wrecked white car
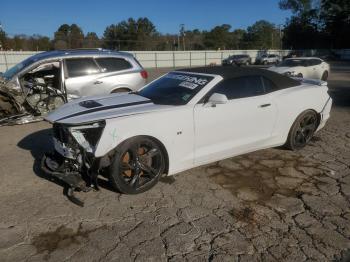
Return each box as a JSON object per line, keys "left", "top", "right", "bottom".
{"left": 0, "top": 49, "right": 147, "bottom": 126}
{"left": 41, "top": 66, "right": 332, "bottom": 206}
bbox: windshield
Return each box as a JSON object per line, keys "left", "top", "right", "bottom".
{"left": 277, "top": 59, "right": 308, "bottom": 67}
{"left": 2, "top": 56, "right": 38, "bottom": 80}
{"left": 137, "top": 72, "right": 214, "bottom": 105}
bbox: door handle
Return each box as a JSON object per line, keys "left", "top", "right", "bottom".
{"left": 93, "top": 80, "right": 103, "bottom": 85}
{"left": 259, "top": 103, "right": 271, "bottom": 108}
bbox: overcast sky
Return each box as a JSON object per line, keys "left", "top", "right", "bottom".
{"left": 1, "top": 0, "right": 291, "bottom": 37}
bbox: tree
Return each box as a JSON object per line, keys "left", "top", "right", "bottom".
{"left": 103, "top": 17, "right": 157, "bottom": 50}
{"left": 231, "top": 29, "right": 246, "bottom": 49}
{"left": 203, "top": 24, "right": 233, "bottom": 50}
{"left": 0, "top": 28, "right": 7, "bottom": 50}
{"left": 279, "top": 0, "right": 350, "bottom": 48}
{"left": 53, "top": 24, "right": 84, "bottom": 49}
{"left": 279, "top": 0, "right": 320, "bottom": 14}
{"left": 84, "top": 32, "right": 100, "bottom": 48}
{"left": 244, "top": 20, "right": 281, "bottom": 49}
{"left": 321, "top": 0, "right": 350, "bottom": 48}
{"left": 279, "top": 0, "right": 326, "bottom": 48}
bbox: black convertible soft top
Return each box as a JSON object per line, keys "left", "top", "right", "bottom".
{"left": 176, "top": 66, "right": 300, "bottom": 89}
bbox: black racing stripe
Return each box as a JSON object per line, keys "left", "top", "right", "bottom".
{"left": 57, "top": 100, "right": 152, "bottom": 121}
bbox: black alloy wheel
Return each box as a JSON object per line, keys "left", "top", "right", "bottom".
{"left": 109, "top": 137, "right": 165, "bottom": 194}
{"left": 285, "top": 110, "right": 318, "bottom": 150}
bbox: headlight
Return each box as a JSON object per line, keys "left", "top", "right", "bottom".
{"left": 68, "top": 120, "right": 106, "bottom": 152}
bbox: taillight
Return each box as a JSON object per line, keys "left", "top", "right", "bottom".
{"left": 140, "top": 70, "right": 148, "bottom": 79}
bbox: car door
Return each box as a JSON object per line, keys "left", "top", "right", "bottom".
{"left": 193, "top": 76, "right": 277, "bottom": 164}
{"left": 63, "top": 57, "right": 101, "bottom": 99}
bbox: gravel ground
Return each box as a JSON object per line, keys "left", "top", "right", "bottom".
{"left": 0, "top": 63, "right": 349, "bottom": 261}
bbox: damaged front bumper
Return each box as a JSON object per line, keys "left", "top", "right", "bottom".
{"left": 41, "top": 121, "right": 106, "bottom": 206}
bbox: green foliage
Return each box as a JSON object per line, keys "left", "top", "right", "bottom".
{"left": 244, "top": 20, "right": 282, "bottom": 49}
{"left": 203, "top": 24, "right": 233, "bottom": 50}
{"left": 54, "top": 24, "right": 84, "bottom": 49}
{"left": 0, "top": 28, "right": 7, "bottom": 49}
{"left": 103, "top": 17, "right": 156, "bottom": 50}
{"left": 280, "top": 0, "right": 350, "bottom": 48}
{"left": 84, "top": 32, "right": 99, "bottom": 48}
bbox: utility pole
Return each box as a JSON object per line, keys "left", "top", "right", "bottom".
{"left": 0, "top": 22, "right": 3, "bottom": 51}
{"left": 278, "top": 24, "right": 283, "bottom": 50}
{"left": 180, "top": 24, "right": 185, "bottom": 51}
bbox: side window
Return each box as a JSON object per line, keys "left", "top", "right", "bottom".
{"left": 210, "top": 76, "right": 265, "bottom": 100}
{"left": 65, "top": 58, "right": 100, "bottom": 78}
{"left": 311, "top": 59, "right": 322, "bottom": 66}
{"left": 262, "top": 77, "right": 278, "bottom": 93}
{"left": 95, "top": 57, "right": 132, "bottom": 72}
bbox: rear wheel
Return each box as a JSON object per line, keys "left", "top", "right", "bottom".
{"left": 297, "top": 73, "right": 303, "bottom": 78}
{"left": 285, "top": 110, "right": 318, "bottom": 150}
{"left": 109, "top": 136, "right": 165, "bottom": 194}
{"left": 321, "top": 71, "right": 328, "bottom": 81}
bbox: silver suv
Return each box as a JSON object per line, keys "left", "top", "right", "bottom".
{"left": 0, "top": 49, "right": 147, "bottom": 125}
{"left": 255, "top": 54, "right": 280, "bottom": 65}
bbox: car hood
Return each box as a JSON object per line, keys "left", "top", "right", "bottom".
{"left": 268, "top": 66, "right": 303, "bottom": 73}
{"left": 46, "top": 93, "right": 173, "bottom": 125}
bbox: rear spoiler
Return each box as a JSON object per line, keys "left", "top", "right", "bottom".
{"left": 292, "top": 77, "right": 328, "bottom": 86}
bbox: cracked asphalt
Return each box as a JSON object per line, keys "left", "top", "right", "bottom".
{"left": 0, "top": 63, "right": 349, "bottom": 261}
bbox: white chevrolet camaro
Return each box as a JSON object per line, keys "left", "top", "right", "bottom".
{"left": 41, "top": 67, "right": 332, "bottom": 205}
{"left": 268, "top": 57, "right": 330, "bottom": 80}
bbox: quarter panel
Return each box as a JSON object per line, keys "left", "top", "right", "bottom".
{"left": 271, "top": 84, "right": 330, "bottom": 144}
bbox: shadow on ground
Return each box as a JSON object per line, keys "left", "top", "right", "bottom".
{"left": 16, "top": 128, "right": 69, "bottom": 189}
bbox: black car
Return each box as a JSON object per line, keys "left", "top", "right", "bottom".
{"left": 222, "top": 54, "right": 251, "bottom": 66}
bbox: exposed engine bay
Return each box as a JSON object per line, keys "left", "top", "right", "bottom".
{"left": 0, "top": 62, "right": 66, "bottom": 126}
{"left": 42, "top": 121, "right": 108, "bottom": 206}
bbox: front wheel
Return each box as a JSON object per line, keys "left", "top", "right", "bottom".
{"left": 109, "top": 137, "right": 166, "bottom": 194}
{"left": 285, "top": 110, "right": 318, "bottom": 150}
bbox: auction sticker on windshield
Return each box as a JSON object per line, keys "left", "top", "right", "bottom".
{"left": 165, "top": 73, "right": 210, "bottom": 86}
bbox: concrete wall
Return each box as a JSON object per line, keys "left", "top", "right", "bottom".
{"left": 0, "top": 50, "right": 289, "bottom": 72}
{"left": 1, "top": 49, "right": 349, "bottom": 73}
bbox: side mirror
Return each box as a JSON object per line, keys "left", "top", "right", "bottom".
{"left": 207, "top": 93, "right": 228, "bottom": 106}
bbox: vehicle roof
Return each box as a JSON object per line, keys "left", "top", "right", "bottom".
{"left": 28, "top": 49, "right": 134, "bottom": 61}
{"left": 176, "top": 66, "right": 300, "bottom": 88}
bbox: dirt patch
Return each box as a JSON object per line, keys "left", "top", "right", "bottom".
{"left": 31, "top": 223, "right": 106, "bottom": 258}
{"left": 209, "top": 152, "right": 320, "bottom": 203}
{"left": 230, "top": 207, "right": 256, "bottom": 225}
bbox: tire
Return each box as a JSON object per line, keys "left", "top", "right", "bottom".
{"left": 321, "top": 71, "right": 328, "bottom": 81}
{"left": 263, "top": 61, "right": 267, "bottom": 65}
{"left": 245, "top": 61, "right": 249, "bottom": 66}
{"left": 108, "top": 136, "right": 166, "bottom": 194}
{"left": 285, "top": 110, "right": 318, "bottom": 151}
{"left": 297, "top": 73, "right": 303, "bottom": 78}
{"left": 111, "top": 88, "right": 131, "bottom": 94}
